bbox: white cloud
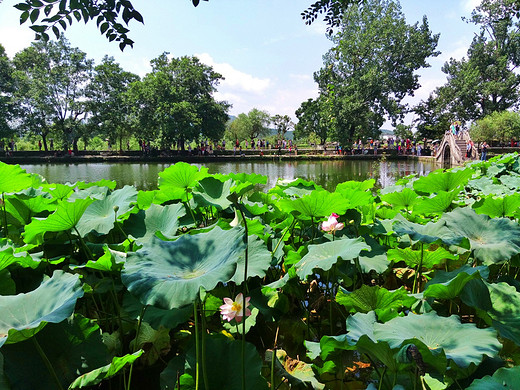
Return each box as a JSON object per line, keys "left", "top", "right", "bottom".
{"left": 0, "top": 26, "right": 33, "bottom": 58}
{"left": 195, "top": 53, "right": 271, "bottom": 94}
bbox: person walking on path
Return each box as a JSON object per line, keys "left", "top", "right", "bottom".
{"left": 481, "top": 142, "right": 488, "bottom": 161}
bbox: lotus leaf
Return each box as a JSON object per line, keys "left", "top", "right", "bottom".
{"left": 336, "top": 179, "right": 375, "bottom": 191}
{"left": 278, "top": 190, "right": 351, "bottom": 220}
{"left": 374, "top": 312, "right": 501, "bottom": 369}
{"left": 122, "top": 226, "right": 245, "bottom": 309}
{"left": 442, "top": 207, "right": 520, "bottom": 264}
{"left": 5, "top": 190, "right": 56, "bottom": 225}
{"left": 466, "top": 366, "right": 520, "bottom": 389}
{"left": 158, "top": 162, "right": 209, "bottom": 201}
{"left": 23, "top": 198, "right": 94, "bottom": 245}
{"left": 413, "top": 190, "right": 459, "bottom": 215}
{"left": 387, "top": 246, "right": 457, "bottom": 269}
{"left": 0, "top": 163, "right": 33, "bottom": 194}
{"left": 380, "top": 188, "right": 418, "bottom": 210}
{"left": 336, "top": 188, "right": 375, "bottom": 209}
{"left": 423, "top": 265, "right": 487, "bottom": 300}
{"left": 0, "top": 240, "right": 39, "bottom": 271}
{"left": 273, "top": 349, "right": 324, "bottom": 390}
{"left": 228, "top": 235, "right": 272, "bottom": 284}
{"left": 413, "top": 169, "right": 473, "bottom": 194}
{"left": 499, "top": 173, "right": 520, "bottom": 190}
{"left": 468, "top": 177, "right": 511, "bottom": 196}
{"left": 130, "top": 322, "right": 169, "bottom": 366}
{"left": 71, "top": 245, "right": 125, "bottom": 272}
{"left": 357, "top": 237, "right": 391, "bottom": 273}
{"left": 294, "top": 237, "right": 369, "bottom": 279}
{"left": 41, "top": 183, "right": 75, "bottom": 200}
{"left": 68, "top": 186, "right": 109, "bottom": 200}
{"left": 76, "top": 186, "right": 138, "bottom": 236}
{"left": 69, "top": 350, "right": 143, "bottom": 389}
{"left": 193, "top": 177, "right": 233, "bottom": 210}
{"left": 336, "top": 285, "right": 415, "bottom": 322}
{"left": 76, "top": 179, "right": 117, "bottom": 190}
{"left": 0, "top": 271, "right": 84, "bottom": 347}
{"left": 125, "top": 203, "right": 185, "bottom": 242}
{"left": 393, "top": 218, "right": 465, "bottom": 246}
{"left": 473, "top": 194, "right": 520, "bottom": 218}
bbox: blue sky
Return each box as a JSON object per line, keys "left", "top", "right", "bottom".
{"left": 0, "top": 0, "right": 481, "bottom": 127}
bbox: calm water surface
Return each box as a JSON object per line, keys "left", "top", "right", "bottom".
{"left": 21, "top": 160, "right": 439, "bottom": 191}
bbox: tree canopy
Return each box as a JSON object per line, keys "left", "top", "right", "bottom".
{"left": 470, "top": 110, "right": 520, "bottom": 143}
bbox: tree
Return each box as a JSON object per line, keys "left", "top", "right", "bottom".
{"left": 0, "top": 44, "right": 16, "bottom": 141}
{"left": 312, "top": 0, "right": 439, "bottom": 144}
{"left": 13, "top": 37, "right": 93, "bottom": 151}
{"left": 12, "top": 0, "right": 360, "bottom": 50}
{"left": 272, "top": 114, "right": 294, "bottom": 140}
{"left": 245, "top": 108, "right": 271, "bottom": 139}
{"left": 470, "top": 110, "right": 520, "bottom": 143}
{"left": 294, "top": 97, "right": 330, "bottom": 144}
{"left": 413, "top": 93, "right": 455, "bottom": 140}
{"left": 393, "top": 123, "right": 413, "bottom": 140}
{"left": 417, "top": 0, "right": 520, "bottom": 126}
{"left": 86, "top": 56, "right": 139, "bottom": 151}
{"left": 125, "top": 53, "right": 229, "bottom": 150}
{"left": 224, "top": 114, "right": 250, "bottom": 142}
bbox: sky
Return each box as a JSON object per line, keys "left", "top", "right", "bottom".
{"left": 0, "top": 0, "right": 482, "bottom": 127}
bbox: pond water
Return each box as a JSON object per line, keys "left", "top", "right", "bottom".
{"left": 21, "top": 159, "right": 439, "bottom": 191}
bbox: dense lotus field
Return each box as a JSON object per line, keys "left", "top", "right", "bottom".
{"left": 1, "top": 154, "right": 520, "bottom": 390}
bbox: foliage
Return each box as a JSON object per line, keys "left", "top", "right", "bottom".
{"left": 470, "top": 110, "right": 520, "bottom": 143}
{"left": 304, "top": 0, "right": 439, "bottom": 144}
{"left": 224, "top": 108, "right": 271, "bottom": 142}
{"left": 0, "top": 44, "right": 16, "bottom": 141}
{"left": 271, "top": 114, "right": 294, "bottom": 141}
{"left": 0, "top": 153, "right": 520, "bottom": 389}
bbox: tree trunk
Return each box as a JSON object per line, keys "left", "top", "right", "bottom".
{"left": 42, "top": 133, "right": 48, "bottom": 152}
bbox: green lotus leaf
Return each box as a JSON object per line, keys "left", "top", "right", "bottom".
{"left": 193, "top": 177, "right": 233, "bottom": 210}
{"left": 23, "top": 198, "right": 94, "bottom": 245}
{"left": 0, "top": 271, "right": 84, "bottom": 347}
{"left": 467, "top": 366, "right": 520, "bottom": 389}
{"left": 69, "top": 350, "right": 143, "bottom": 389}
{"left": 499, "top": 173, "right": 520, "bottom": 190}
{"left": 158, "top": 162, "right": 209, "bottom": 201}
{"left": 4, "top": 188, "right": 57, "bottom": 225}
{"left": 121, "top": 226, "right": 245, "bottom": 309}
{"left": 336, "top": 188, "right": 375, "bottom": 209}
{"left": 279, "top": 190, "right": 351, "bottom": 220}
{"left": 393, "top": 218, "right": 466, "bottom": 246}
{"left": 228, "top": 235, "right": 272, "bottom": 284}
{"left": 464, "top": 282, "right": 520, "bottom": 346}
{"left": 336, "top": 285, "right": 416, "bottom": 322}
{"left": 186, "top": 334, "right": 268, "bottom": 390}
{"left": 358, "top": 236, "right": 390, "bottom": 273}
{"left": 413, "top": 190, "right": 459, "bottom": 215}
{"left": 272, "top": 178, "right": 322, "bottom": 199}
{"left": 242, "top": 199, "right": 269, "bottom": 215}
{"left": 0, "top": 162, "right": 33, "bottom": 194}
{"left": 336, "top": 179, "right": 375, "bottom": 192}
{"left": 373, "top": 312, "right": 501, "bottom": 368}
{"left": 423, "top": 265, "right": 487, "bottom": 300}
{"left": 318, "top": 334, "right": 353, "bottom": 361}
{"left": 387, "top": 246, "right": 457, "bottom": 269}
{"left": 40, "top": 183, "right": 75, "bottom": 200}
{"left": 380, "top": 188, "right": 418, "bottom": 210}
{"left": 76, "top": 186, "right": 138, "bottom": 237}
{"left": 2, "top": 315, "right": 107, "bottom": 390}
{"left": 468, "top": 177, "right": 511, "bottom": 196}
{"left": 122, "top": 293, "right": 192, "bottom": 330}
{"left": 0, "top": 240, "right": 39, "bottom": 271}
{"left": 473, "top": 194, "right": 520, "bottom": 218}
{"left": 70, "top": 245, "right": 125, "bottom": 272}
{"left": 294, "top": 237, "right": 369, "bottom": 279}
{"left": 69, "top": 186, "right": 109, "bottom": 201}
{"left": 125, "top": 203, "right": 186, "bottom": 242}
{"left": 413, "top": 168, "right": 473, "bottom": 194}
{"left": 442, "top": 207, "right": 520, "bottom": 264}
{"left": 273, "top": 349, "right": 324, "bottom": 390}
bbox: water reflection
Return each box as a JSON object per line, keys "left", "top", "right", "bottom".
{"left": 21, "top": 159, "right": 439, "bottom": 191}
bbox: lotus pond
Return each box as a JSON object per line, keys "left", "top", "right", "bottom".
{"left": 1, "top": 154, "right": 520, "bottom": 389}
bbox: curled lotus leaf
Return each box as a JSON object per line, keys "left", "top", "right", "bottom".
{"left": 380, "top": 188, "right": 418, "bottom": 210}
{"left": 125, "top": 203, "right": 186, "bottom": 242}
{"left": 412, "top": 190, "right": 459, "bottom": 215}
{"left": 423, "top": 265, "right": 488, "bottom": 300}
{"left": 279, "top": 190, "right": 351, "bottom": 220}
{"left": 441, "top": 207, "right": 520, "bottom": 264}
{"left": 294, "top": 237, "right": 369, "bottom": 279}
{"left": 373, "top": 312, "right": 501, "bottom": 369}
{"left": 122, "top": 226, "right": 245, "bottom": 309}
{"left": 193, "top": 177, "right": 233, "bottom": 210}
{"left": 467, "top": 366, "right": 520, "bottom": 389}
{"left": 0, "top": 162, "right": 34, "bottom": 194}
{"left": 472, "top": 193, "right": 520, "bottom": 218}
{"left": 387, "top": 246, "right": 457, "bottom": 269}
{"left": 158, "top": 162, "right": 209, "bottom": 201}
{"left": 393, "top": 218, "right": 466, "bottom": 247}
{"left": 413, "top": 168, "right": 473, "bottom": 194}
{"left": 0, "top": 271, "right": 84, "bottom": 347}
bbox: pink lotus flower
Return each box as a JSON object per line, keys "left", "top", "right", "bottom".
{"left": 220, "top": 293, "right": 251, "bottom": 322}
{"left": 321, "top": 213, "right": 344, "bottom": 233}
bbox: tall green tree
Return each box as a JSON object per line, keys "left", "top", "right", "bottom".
{"left": 125, "top": 53, "right": 229, "bottom": 149}
{"left": 13, "top": 37, "right": 93, "bottom": 151}
{"left": 309, "top": 0, "right": 439, "bottom": 144}
{"left": 86, "top": 56, "right": 139, "bottom": 151}
{"left": 245, "top": 108, "right": 271, "bottom": 139}
{"left": 294, "top": 97, "right": 330, "bottom": 144}
{"left": 0, "top": 44, "right": 16, "bottom": 142}
{"left": 272, "top": 114, "right": 294, "bottom": 140}
{"left": 470, "top": 110, "right": 520, "bottom": 142}
{"left": 416, "top": 0, "right": 520, "bottom": 127}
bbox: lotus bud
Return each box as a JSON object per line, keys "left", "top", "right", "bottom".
{"left": 113, "top": 205, "right": 119, "bottom": 213}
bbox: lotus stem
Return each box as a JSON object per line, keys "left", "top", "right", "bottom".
{"left": 32, "top": 336, "right": 64, "bottom": 390}
{"left": 128, "top": 305, "right": 147, "bottom": 390}
{"left": 201, "top": 299, "right": 209, "bottom": 390}
{"left": 270, "top": 326, "right": 279, "bottom": 388}
{"left": 413, "top": 243, "right": 424, "bottom": 294}
{"left": 73, "top": 227, "right": 95, "bottom": 260}
{"left": 193, "top": 300, "right": 201, "bottom": 390}
{"left": 378, "top": 366, "right": 386, "bottom": 390}
{"left": 1, "top": 193, "right": 8, "bottom": 238}
{"left": 237, "top": 203, "right": 249, "bottom": 390}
